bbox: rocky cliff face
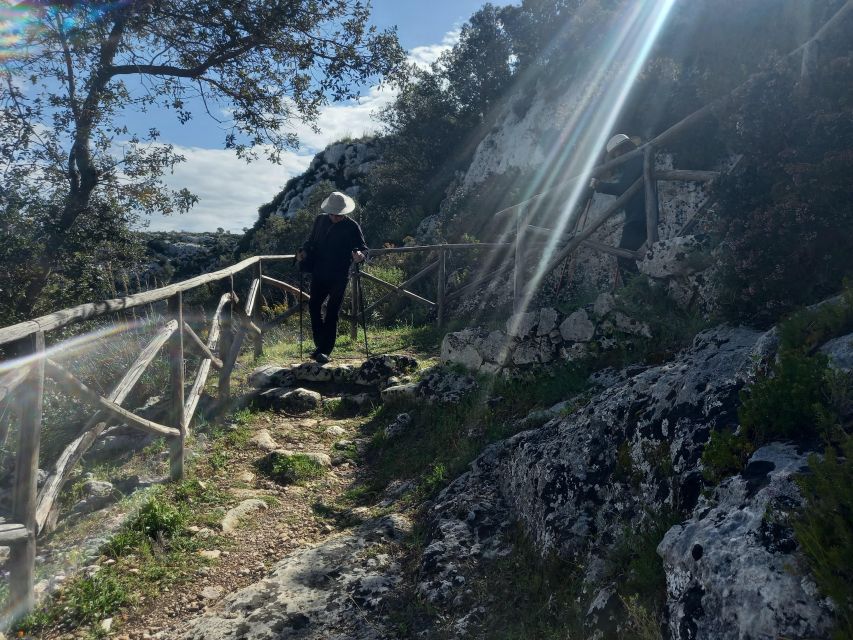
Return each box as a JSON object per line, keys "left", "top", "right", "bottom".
{"left": 272, "top": 139, "right": 380, "bottom": 218}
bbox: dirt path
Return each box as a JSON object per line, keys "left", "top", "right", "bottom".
{"left": 108, "top": 363, "right": 373, "bottom": 640}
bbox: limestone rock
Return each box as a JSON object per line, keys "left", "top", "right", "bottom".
{"left": 560, "top": 309, "right": 596, "bottom": 342}
{"left": 593, "top": 292, "right": 617, "bottom": 318}
{"left": 221, "top": 499, "right": 268, "bottom": 534}
{"left": 380, "top": 383, "right": 418, "bottom": 404}
{"left": 478, "top": 330, "right": 511, "bottom": 366}
{"left": 291, "top": 362, "right": 334, "bottom": 383}
{"left": 324, "top": 425, "right": 346, "bottom": 438}
{"left": 70, "top": 480, "right": 117, "bottom": 517}
{"left": 250, "top": 429, "right": 280, "bottom": 452}
{"left": 440, "top": 328, "right": 486, "bottom": 370}
{"left": 200, "top": 585, "right": 224, "bottom": 600}
{"left": 264, "top": 387, "right": 321, "bottom": 413}
{"left": 659, "top": 444, "right": 832, "bottom": 640}
{"left": 639, "top": 235, "right": 712, "bottom": 279}
{"left": 384, "top": 413, "right": 413, "bottom": 439}
{"left": 176, "top": 515, "right": 412, "bottom": 640}
{"left": 415, "top": 368, "right": 478, "bottom": 404}
{"left": 354, "top": 354, "right": 419, "bottom": 386}
{"left": 819, "top": 332, "right": 853, "bottom": 372}
{"left": 417, "top": 326, "right": 767, "bottom": 619}
{"left": 536, "top": 308, "right": 558, "bottom": 336}
{"left": 611, "top": 311, "right": 652, "bottom": 338}
{"left": 506, "top": 311, "right": 537, "bottom": 338}
{"left": 248, "top": 365, "right": 293, "bottom": 389}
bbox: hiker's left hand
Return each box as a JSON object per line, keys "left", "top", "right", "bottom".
{"left": 352, "top": 250, "right": 365, "bottom": 263}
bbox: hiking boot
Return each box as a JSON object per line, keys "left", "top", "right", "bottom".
{"left": 314, "top": 352, "right": 331, "bottom": 364}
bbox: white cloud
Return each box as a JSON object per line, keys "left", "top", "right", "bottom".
{"left": 144, "top": 29, "right": 461, "bottom": 233}
{"left": 408, "top": 28, "right": 460, "bottom": 69}
{"left": 142, "top": 146, "right": 311, "bottom": 232}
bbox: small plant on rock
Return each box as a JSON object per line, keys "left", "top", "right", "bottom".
{"left": 260, "top": 452, "right": 326, "bottom": 485}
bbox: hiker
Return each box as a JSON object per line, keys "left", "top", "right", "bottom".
{"left": 297, "top": 191, "right": 367, "bottom": 364}
{"left": 589, "top": 133, "right": 645, "bottom": 282}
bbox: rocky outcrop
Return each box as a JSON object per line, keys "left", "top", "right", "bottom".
{"left": 176, "top": 515, "right": 411, "bottom": 640}
{"left": 249, "top": 355, "right": 417, "bottom": 392}
{"left": 659, "top": 443, "right": 832, "bottom": 639}
{"left": 417, "top": 325, "right": 831, "bottom": 637}
{"left": 273, "top": 139, "right": 380, "bottom": 217}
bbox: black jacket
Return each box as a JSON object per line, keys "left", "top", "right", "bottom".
{"left": 303, "top": 214, "right": 368, "bottom": 280}
{"left": 595, "top": 154, "right": 645, "bottom": 226}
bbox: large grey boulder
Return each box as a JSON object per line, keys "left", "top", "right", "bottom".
{"left": 441, "top": 328, "right": 487, "bottom": 370}
{"left": 560, "top": 309, "right": 596, "bottom": 342}
{"left": 248, "top": 365, "right": 295, "bottom": 389}
{"left": 819, "top": 332, "right": 853, "bottom": 372}
{"left": 418, "top": 326, "right": 768, "bottom": 619}
{"left": 659, "top": 444, "right": 832, "bottom": 640}
{"left": 176, "top": 515, "right": 412, "bottom": 640}
{"left": 259, "top": 387, "right": 321, "bottom": 413}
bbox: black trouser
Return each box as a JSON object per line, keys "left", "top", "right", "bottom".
{"left": 617, "top": 218, "right": 646, "bottom": 278}
{"left": 308, "top": 274, "right": 348, "bottom": 355}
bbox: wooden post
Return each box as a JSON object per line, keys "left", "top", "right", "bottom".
{"left": 253, "top": 260, "right": 263, "bottom": 358}
{"left": 436, "top": 247, "right": 447, "bottom": 328}
{"left": 167, "top": 292, "right": 185, "bottom": 481}
{"left": 9, "top": 331, "right": 44, "bottom": 616}
{"left": 350, "top": 272, "right": 358, "bottom": 341}
{"left": 644, "top": 146, "right": 659, "bottom": 248}
{"left": 219, "top": 281, "right": 234, "bottom": 404}
{"left": 513, "top": 206, "right": 526, "bottom": 312}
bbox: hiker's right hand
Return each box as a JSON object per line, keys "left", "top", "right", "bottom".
{"left": 589, "top": 178, "right": 599, "bottom": 190}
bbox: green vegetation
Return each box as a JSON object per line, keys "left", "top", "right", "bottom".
{"left": 259, "top": 452, "right": 327, "bottom": 485}
{"left": 603, "top": 508, "right": 680, "bottom": 636}
{"left": 701, "top": 428, "right": 753, "bottom": 484}
{"left": 703, "top": 293, "right": 853, "bottom": 482}
{"left": 795, "top": 437, "right": 853, "bottom": 640}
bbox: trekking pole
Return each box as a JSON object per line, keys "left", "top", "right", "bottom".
{"left": 296, "top": 259, "right": 304, "bottom": 360}
{"left": 355, "top": 263, "right": 370, "bottom": 358}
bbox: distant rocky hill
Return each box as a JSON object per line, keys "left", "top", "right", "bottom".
{"left": 136, "top": 231, "right": 240, "bottom": 288}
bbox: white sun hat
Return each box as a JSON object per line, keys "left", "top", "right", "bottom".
{"left": 321, "top": 191, "right": 356, "bottom": 215}
{"left": 605, "top": 133, "right": 632, "bottom": 153}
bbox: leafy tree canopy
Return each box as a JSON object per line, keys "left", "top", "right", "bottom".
{"left": 0, "top": 0, "right": 404, "bottom": 324}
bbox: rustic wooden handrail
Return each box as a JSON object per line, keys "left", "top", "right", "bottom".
{"left": 359, "top": 268, "right": 437, "bottom": 308}
{"left": 0, "top": 254, "right": 294, "bottom": 347}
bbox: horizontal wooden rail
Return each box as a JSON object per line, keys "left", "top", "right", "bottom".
{"left": 0, "top": 523, "right": 28, "bottom": 544}
{"left": 0, "top": 255, "right": 295, "bottom": 347}
{"left": 262, "top": 275, "right": 310, "bottom": 300}
{"left": 44, "top": 359, "right": 180, "bottom": 438}
{"left": 368, "top": 243, "right": 510, "bottom": 255}
{"left": 654, "top": 169, "right": 720, "bottom": 182}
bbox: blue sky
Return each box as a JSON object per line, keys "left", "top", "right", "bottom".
{"left": 144, "top": 0, "right": 505, "bottom": 233}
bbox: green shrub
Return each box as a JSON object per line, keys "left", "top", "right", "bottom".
{"left": 260, "top": 452, "right": 326, "bottom": 485}
{"left": 739, "top": 350, "right": 831, "bottom": 445}
{"left": 701, "top": 428, "right": 753, "bottom": 484}
{"left": 604, "top": 508, "right": 680, "bottom": 620}
{"left": 130, "top": 494, "right": 187, "bottom": 539}
{"left": 795, "top": 437, "right": 853, "bottom": 639}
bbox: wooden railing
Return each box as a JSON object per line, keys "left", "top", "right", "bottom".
{"left": 0, "top": 254, "right": 291, "bottom": 615}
